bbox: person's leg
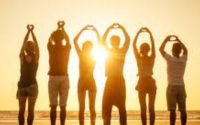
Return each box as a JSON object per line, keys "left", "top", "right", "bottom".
{"left": 139, "top": 92, "right": 147, "bottom": 125}
{"left": 117, "top": 103, "right": 127, "bottom": 125}
{"left": 149, "top": 91, "right": 156, "bottom": 125}
{"left": 88, "top": 91, "right": 96, "bottom": 125}
{"left": 50, "top": 106, "right": 57, "bottom": 125}
{"left": 18, "top": 97, "right": 27, "bottom": 125}
{"left": 60, "top": 106, "right": 66, "bottom": 125}
{"left": 180, "top": 110, "right": 187, "bottom": 125}
{"left": 27, "top": 97, "right": 37, "bottom": 125}
{"left": 167, "top": 86, "right": 177, "bottom": 125}
{"left": 78, "top": 91, "right": 86, "bottom": 125}
{"left": 59, "top": 77, "right": 69, "bottom": 125}
{"left": 170, "top": 110, "right": 176, "bottom": 125}
{"left": 48, "top": 77, "right": 59, "bottom": 125}
{"left": 102, "top": 104, "right": 112, "bottom": 125}
{"left": 102, "top": 93, "right": 112, "bottom": 125}
{"left": 177, "top": 86, "right": 187, "bottom": 125}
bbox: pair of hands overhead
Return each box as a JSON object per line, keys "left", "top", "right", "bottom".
{"left": 27, "top": 24, "right": 34, "bottom": 31}
{"left": 80, "top": 25, "right": 98, "bottom": 32}
{"left": 107, "top": 23, "right": 125, "bottom": 30}
{"left": 165, "top": 35, "right": 181, "bottom": 42}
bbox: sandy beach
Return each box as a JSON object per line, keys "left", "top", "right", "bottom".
{"left": 0, "top": 120, "right": 200, "bottom": 125}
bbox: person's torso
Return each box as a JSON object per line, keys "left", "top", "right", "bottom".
{"left": 166, "top": 55, "right": 187, "bottom": 86}
{"left": 18, "top": 59, "right": 38, "bottom": 88}
{"left": 48, "top": 46, "right": 70, "bottom": 76}
{"left": 106, "top": 49, "right": 125, "bottom": 77}
{"left": 137, "top": 56, "right": 154, "bottom": 77}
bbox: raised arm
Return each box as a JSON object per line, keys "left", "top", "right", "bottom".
{"left": 74, "top": 26, "right": 87, "bottom": 55}
{"left": 101, "top": 25, "right": 112, "bottom": 50}
{"left": 30, "top": 25, "right": 39, "bottom": 63}
{"left": 60, "top": 22, "right": 71, "bottom": 48}
{"left": 118, "top": 24, "right": 130, "bottom": 53}
{"left": 133, "top": 29, "right": 142, "bottom": 59}
{"left": 176, "top": 36, "right": 188, "bottom": 56}
{"left": 92, "top": 26, "right": 101, "bottom": 43}
{"left": 20, "top": 25, "right": 31, "bottom": 60}
{"left": 146, "top": 28, "right": 155, "bottom": 58}
{"left": 159, "top": 36, "right": 170, "bottom": 58}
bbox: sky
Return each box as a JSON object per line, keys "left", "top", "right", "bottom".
{"left": 0, "top": 0, "right": 200, "bottom": 111}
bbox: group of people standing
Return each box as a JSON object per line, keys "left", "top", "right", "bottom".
{"left": 17, "top": 21, "right": 188, "bottom": 125}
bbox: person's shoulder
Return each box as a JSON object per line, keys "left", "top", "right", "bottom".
{"left": 180, "top": 54, "right": 188, "bottom": 62}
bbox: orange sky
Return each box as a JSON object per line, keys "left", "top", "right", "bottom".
{"left": 0, "top": 0, "right": 200, "bottom": 111}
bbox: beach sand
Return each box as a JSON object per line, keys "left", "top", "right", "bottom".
{"left": 0, "top": 120, "right": 200, "bottom": 125}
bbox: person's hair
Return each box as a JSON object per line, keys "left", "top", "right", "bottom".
{"left": 52, "top": 30, "right": 64, "bottom": 42}
{"left": 25, "top": 41, "right": 35, "bottom": 55}
{"left": 110, "top": 35, "right": 120, "bottom": 47}
{"left": 140, "top": 42, "right": 150, "bottom": 53}
{"left": 172, "top": 42, "right": 182, "bottom": 54}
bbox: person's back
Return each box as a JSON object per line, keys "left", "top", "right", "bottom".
{"left": 159, "top": 35, "right": 188, "bottom": 125}
{"left": 48, "top": 43, "right": 70, "bottom": 76}
{"left": 47, "top": 21, "right": 71, "bottom": 125}
{"left": 74, "top": 25, "right": 99, "bottom": 125}
{"left": 165, "top": 54, "right": 187, "bottom": 86}
{"left": 17, "top": 25, "right": 39, "bottom": 125}
{"left": 101, "top": 23, "right": 130, "bottom": 125}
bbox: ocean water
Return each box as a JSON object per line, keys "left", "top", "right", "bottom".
{"left": 0, "top": 111, "right": 200, "bottom": 120}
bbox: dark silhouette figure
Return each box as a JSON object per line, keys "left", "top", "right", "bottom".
{"left": 47, "top": 21, "right": 71, "bottom": 125}
{"left": 133, "top": 27, "right": 156, "bottom": 125}
{"left": 101, "top": 23, "right": 130, "bottom": 125}
{"left": 74, "top": 25, "right": 100, "bottom": 125}
{"left": 17, "top": 25, "right": 39, "bottom": 125}
{"left": 160, "top": 35, "right": 188, "bottom": 125}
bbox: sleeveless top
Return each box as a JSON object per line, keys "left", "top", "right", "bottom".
{"left": 18, "top": 57, "right": 38, "bottom": 88}
{"left": 137, "top": 56, "right": 154, "bottom": 77}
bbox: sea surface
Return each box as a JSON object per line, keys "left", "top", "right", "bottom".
{"left": 0, "top": 111, "right": 200, "bottom": 120}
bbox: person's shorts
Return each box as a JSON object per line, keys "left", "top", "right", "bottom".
{"left": 16, "top": 84, "right": 38, "bottom": 99}
{"left": 48, "top": 76, "right": 69, "bottom": 107}
{"left": 103, "top": 77, "right": 126, "bottom": 107}
{"left": 167, "top": 85, "right": 187, "bottom": 111}
{"left": 135, "top": 77, "right": 157, "bottom": 93}
{"left": 78, "top": 77, "right": 96, "bottom": 93}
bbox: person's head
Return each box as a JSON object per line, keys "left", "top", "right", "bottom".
{"left": 172, "top": 42, "right": 182, "bottom": 57}
{"left": 110, "top": 35, "right": 120, "bottom": 49}
{"left": 82, "top": 41, "right": 93, "bottom": 54}
{"left": 140, "top": 42, "right": 150, "bottom": 56}
{"left": 25, "top": 41, "right": 35, "bottom": 56}
{"left": 52, "top": 30, "right": 64, "bottom": 43}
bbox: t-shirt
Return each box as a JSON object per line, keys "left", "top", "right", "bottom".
{"left": 164, "top": 54, "right": 187, "bottom": 86}
{"left": 105, "top": 49, "right": 126, "bottom": 77}
{"left": 18, "top": 58, "right": 38, "bottom": 88}
{"left": 48, "top": 44, "right": 71, "bottom": 76}
{"left": 79, "top": 53, "right": 96, "bottom": 77}
{"left": 136, "top": 56, "right": 154, "bottom": 77}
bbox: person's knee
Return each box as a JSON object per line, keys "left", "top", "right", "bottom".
{"left": 60, "top": 106, "right": 66, "bottom": 113}
{"left": 180, "top": 110, "right": 187, "bottom": 115}
{"left": 50, "top": 106, "right": 57, "bottom": 113}
{"left": 170, "top": 110, "right": 176, "bottom": 116}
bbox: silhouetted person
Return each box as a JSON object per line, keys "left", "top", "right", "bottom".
{"left": 74, "top": 25, "right": 100, "bottom": 125}
{"left": 17, "top": 25, "right": 39, "bottom": 125}
{"left": 101, "top": 23, "right": 130, "bottom": 125}
{"left": 159, "top": 35, "right": 188, "bottom": 125}
{"left": 47, "top": 21, "right": 71, "bottom": 125}
{"left": 133, "top": 27, "right": 156, "bottom": 125}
